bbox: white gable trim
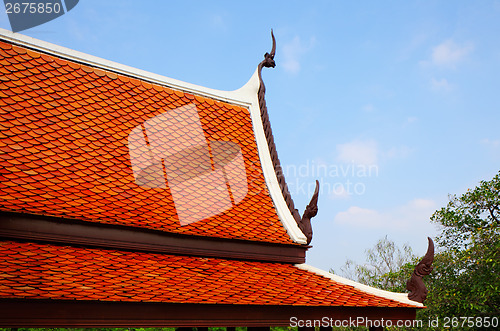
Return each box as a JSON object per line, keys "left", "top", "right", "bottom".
{"left": 295, "top": 264, "right": 424, "bottom": 307}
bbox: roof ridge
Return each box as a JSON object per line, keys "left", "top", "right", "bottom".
{"left": 0, "top": 28, "right": 250, "bottom": 107}
{"left": 295, "top": 263, "right": 424, "bottom": 307}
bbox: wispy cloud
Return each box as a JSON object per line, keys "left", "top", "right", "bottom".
{"left": 429, "top": 39, "right": 474, "bottom": 69}
{"left": 210, "top": 13, "right": 227, "bottom": 30}
{"left": 406, "top": 116, "right": 418, "bottom": 124}
{"left": 329, "top": 185, "right": 351, "bottom": 200}
{"left": 281, "top": 35, "right": 316, "bottom": 74}
{"left": 430, "top": 77, "right": 452, "bottom": 92}
{"left": 336, "top": 139, "right": 412, "bottom": 167}
{"left": 419, "top": 39, "right": 473, "bottom": 91}
{"left": 481, "top": 138, "right": 500, "bottom": 148}
{"left": 334, "top": 199, "right": 437, "bottom": 231}
{"left": 337, "top": 139, "right": 378, "bottom": 165}
{"left": 362, "top": 104, "right": 375, "bottom": 113}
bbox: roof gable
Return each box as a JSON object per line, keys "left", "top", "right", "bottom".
{"left": 0, "top": 30, "right": 425, "bottom": 327}
{"left": 0, "top": 30, "right": 307, "bottom": 244}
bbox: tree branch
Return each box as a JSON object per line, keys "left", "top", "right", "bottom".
{"left": 487, "top": 205, "right": 499, "bottom": 224}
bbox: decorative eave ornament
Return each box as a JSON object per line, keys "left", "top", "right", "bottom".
{"left": 298, "top": 180, "right": 320, "bottom": 244}
{"left": 257, "top": 30, "right": 320, "bottom": 244}
{"left": 407, "top": 237, "right": 434, "bottom": 303}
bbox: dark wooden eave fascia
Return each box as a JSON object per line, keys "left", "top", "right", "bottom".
{"left": 0, "top": 211, "right": 307, "bottom": 263}
{"left": 0, "top": 298, "right": 417, "bottom": 327}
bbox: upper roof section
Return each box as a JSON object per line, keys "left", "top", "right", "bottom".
{"left": 0, "top": 29, "right": 307, "bottom": 245}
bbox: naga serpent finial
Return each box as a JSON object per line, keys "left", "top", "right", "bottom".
{"left": 407, "top": 237, "right": 434, "bottom": 303}
{"left": 261, "top": 29, "right": 276, "bottom": 69}
{"left": 257, "top": 29, "right": 276, "bottom": 91}
{"left": 297, "top": 180, "right": 320, "bottom": 245}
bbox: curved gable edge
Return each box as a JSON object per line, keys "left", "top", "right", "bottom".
{"left": 232, "top": 70, "right": 308, "bottom": 244}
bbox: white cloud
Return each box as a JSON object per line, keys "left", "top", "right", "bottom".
{"left": 406, "top": 116, "right": 418, "bottom": 124}
{"left": 430, "top": 77, "right": 452, "bottom": 92}
{"left": 362, "top": 104, "right": 375, "bottom": 112}
{"left": 334, "top": 199, "right": 437, "bottom": 231}
{"left": 431, "top": 39, "right": 474, "bottom": 68}
{"left": 281, "top": 36, "right": 316, "bottom": 74}
{"left": 481, "top": 138, "right": 500, "bottom": 148}
{"left": 335, "top": 206, "right": 383, "bottom": 227}
{"left": 328, "top": 184, "right": 351, "bottom": 200}
{"left": 337, "top": 140, "right": 378, "bottom": 165}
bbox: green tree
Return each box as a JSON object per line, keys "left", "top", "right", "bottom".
{"left": 423, "top": 171, "right": 500, "bottom": 321}
{"left": 335, "top": 172, "right": 500, "bottom": 330}
{"left": 432, "top": 172, "right": 499, "bottom": 251}
{"left": 334, "top": 237, "right": 417, "bottom": 330}
{"left": 338, "top": 236, "right": 416, "bottom": 293}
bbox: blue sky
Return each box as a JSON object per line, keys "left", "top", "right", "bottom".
{"left": 1, "top": 1, "right": 499, "bottom": 273}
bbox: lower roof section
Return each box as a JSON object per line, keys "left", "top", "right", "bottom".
{"left": 0, "top": 240, "right": 420, "bottom": 308}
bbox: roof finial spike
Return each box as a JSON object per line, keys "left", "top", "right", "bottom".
{"left": 270, "top": 29, "right": 276, "bottom": 58}
{"left": 261, "top": 29, "right": 276, "bottom": 69}
{"left": 406, "top": 237, "right": 434, "bottom": 303}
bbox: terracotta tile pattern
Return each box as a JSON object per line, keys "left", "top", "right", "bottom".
{"left": 0, "top": 40, "right": 293, "bottom": 244}
{"left": 0, "top": 241, "right": 415, "bottom": 307}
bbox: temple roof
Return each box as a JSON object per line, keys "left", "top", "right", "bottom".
{"left": 0, "top": 29, "right": 422, "bottom": 326}
{"left": 0, "top": 29, "right": 305, "bottom": 245}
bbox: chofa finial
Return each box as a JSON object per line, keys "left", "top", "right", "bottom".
{"left": 407, "top": 237, "right": 434, "bottom": 303}
{"left": 261, "top": 29, "right": 276, "bottom": 69}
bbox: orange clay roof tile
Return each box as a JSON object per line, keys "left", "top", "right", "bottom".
{"left": 0, "top": 39, "right": 293, "bottom": 244}
{"left": 0, "top": 241, "right": 416, "bottom": 307}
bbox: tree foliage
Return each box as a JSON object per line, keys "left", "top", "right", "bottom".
{"left": 339, "top": 236, "right": 416, "bottom": 293}
{"left": 424, "top": 171, "right": 500, "bottom": 320}
{"left": 431, "top": 172, "right": 500, "bottom": 251}
{"left": 336, "top": 171, "right": 500, "bottom": 330}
